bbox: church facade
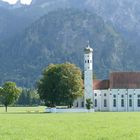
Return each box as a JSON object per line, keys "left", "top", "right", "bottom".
{"left": 73, "top": 45, "right": 140, "bottom": 112}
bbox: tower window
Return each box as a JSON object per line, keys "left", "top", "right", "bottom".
{"left": 85, "top": 60, "right": 86, "bottom": 63}
{"left": 121, "top": 95, "right": 124, "bottom": 98}
{"left": 129, "top": 95, "right": 132, "bottom": 98}
{"left": 104, "top": 93, "right": 106, "bottom": 96}
{"left": 95, "top": 99, "right": 97, "bottom": 107}
{"left": 88, "top": 60, "right": 89, "bottom": 63}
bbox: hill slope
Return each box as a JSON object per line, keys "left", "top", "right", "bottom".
{"left": 0, "top": 9, "right": 130, "bottom": 87}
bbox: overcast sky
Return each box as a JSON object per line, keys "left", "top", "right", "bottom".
{"left": 2, "top": 0, "right": 32, "bottom": 4}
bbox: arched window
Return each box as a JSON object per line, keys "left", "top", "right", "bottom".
{"left": 129, "top": 99, "right": 132, "bottom": 107}
{"left": 104, "top": 99, "right": 107, "bottom": 107}
{"left": 121, "top": 95, "right": 124, "bottom": 98}
{"left": 113, "top": 95, "right": 116, "bottom": 98}
{"left": 121, "top": 99, "right": 124, "bottom": 107}
{"left": 76, "top": 102, "right": 78, "bottom": 107}
{"left": 113, "top": 99, "right": 116, "bottom": 107}
{"left": 95, "top": 99, "right": 97, "bottom": 107}
{"left": 138, "top": 99, "right": 140, "bottom": 107}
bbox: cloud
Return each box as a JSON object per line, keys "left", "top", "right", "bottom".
{"left": 21, "top": 0, "right": 32, "bottom": 4}
{"left": 2, "top": 0, "right": 32, "bottom": 5}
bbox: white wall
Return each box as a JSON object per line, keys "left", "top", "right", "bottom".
{"left": 74, "top": 88, "right": 140, "bottom": 112}
{"left": 46, "top": 108, "right": 95, "bottom": 113}
{"left": 134, "top": 89, "right": 140, "bottom": 111}
{"left": 73, "top": 97, "right": 84, "bottom": 108}
{"left": 93, "top": 90, "right": 109, "bottom": 111}
{"left": 93, "top": 90, "right": 101, "bottom": 111}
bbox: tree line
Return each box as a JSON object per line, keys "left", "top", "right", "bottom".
{"left": 0, "top": 62, "right": 84, "bottom": 112}
{"left": 0, "top": 82, "right": 41, "bottom": 112}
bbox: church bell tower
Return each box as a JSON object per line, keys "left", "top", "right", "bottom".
{"left": 84, "top": 42, "right": 93, "bottom": 107}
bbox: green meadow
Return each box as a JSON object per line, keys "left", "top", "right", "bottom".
{"left": 0, "top": 107, "right": 140, "bottom": 140}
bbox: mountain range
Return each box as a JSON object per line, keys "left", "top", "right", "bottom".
{"left": 0, "top": 0, "right": 139, "bottom": 87}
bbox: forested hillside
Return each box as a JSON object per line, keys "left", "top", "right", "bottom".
{"left": 0, "top": 9, "right": 130, "bottom": 87}
{"left": 0, "top": 0, "right": 139, "bottom": 87}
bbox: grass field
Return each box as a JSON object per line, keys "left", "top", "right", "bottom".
{"left": 0, "top": 107, "right": 140, "bottom": 140}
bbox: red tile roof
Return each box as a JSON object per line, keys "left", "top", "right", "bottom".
{"left": 110, "top": 72, "right": 140, "bottom": 89}
{"left": 93, "top": 80, "right": 110, "bottom": 90}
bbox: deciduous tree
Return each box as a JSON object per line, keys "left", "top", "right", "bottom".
{"left": 0, "top": 82, "right": 21, "bottom": 112}
{"left": 37, "top": 63, "right": 83, "bottom": 107}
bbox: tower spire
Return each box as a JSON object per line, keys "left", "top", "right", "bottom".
{"left": 87, "top": 40, "right": 90, "bottom": 47}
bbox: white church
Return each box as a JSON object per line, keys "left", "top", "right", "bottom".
{"left": 74, "top": 44, "right": 140, "bottom": 112}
